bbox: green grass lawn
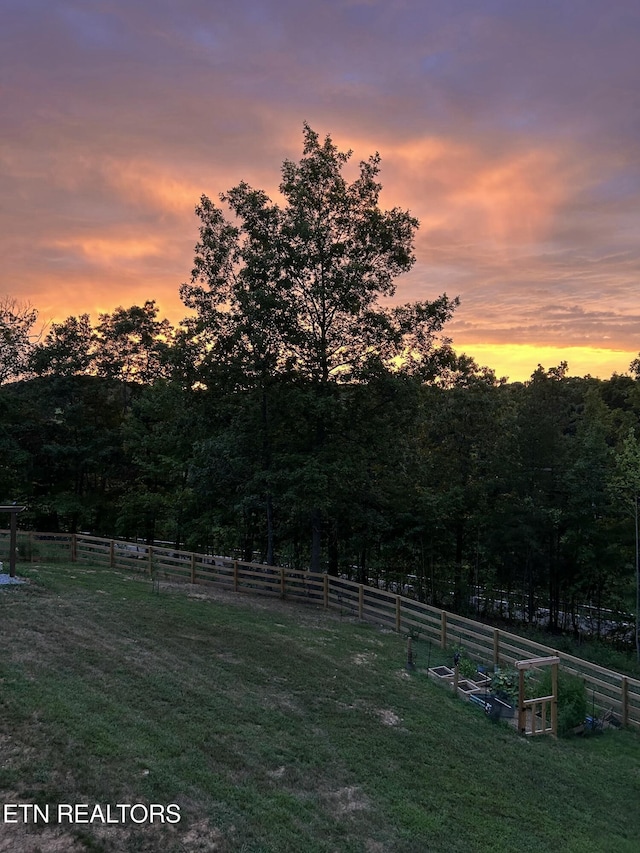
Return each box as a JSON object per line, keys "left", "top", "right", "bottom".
{"left": 1, "top": 563, "right": 640, "bottom": 852}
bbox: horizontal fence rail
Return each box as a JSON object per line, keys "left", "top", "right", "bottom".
{"left": 3, "top": 529, "right": 640, "bottom": 730}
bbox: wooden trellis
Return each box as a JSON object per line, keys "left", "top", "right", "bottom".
{"left": 0, "top": 505, "right": 26, "bottom": 577}
{"left": 516, "top": 656, "right": 560, "bottom": 737}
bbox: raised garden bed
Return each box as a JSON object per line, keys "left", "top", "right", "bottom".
{"left": 456, "top": 679, "right": 483, "bottom": 696}
{"left": 428, "top": 665, "right": 454, "bottom": 681}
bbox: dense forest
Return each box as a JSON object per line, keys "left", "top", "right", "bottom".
{"left": 2, "top": 127, "right": 640, "bottom": 643}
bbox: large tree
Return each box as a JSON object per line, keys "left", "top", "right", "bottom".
{"left": 30, "top": 314, "right": 94, "bottom": 377}
{"left": 181, "top": 124, "right": 457, "bottom": 570}
{"left": 0, "top": 296, "right": 38, "bottom": 384}
{"left": 93, "top": 301, "right": 174, "bottom": 386}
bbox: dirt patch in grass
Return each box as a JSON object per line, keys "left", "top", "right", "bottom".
{"left": 180, "top": 818, "right": 228, "bottom": 851}
{"left": 259, "top": 689, "right": 303, "bottom": 715}
{"left": 375, "top": 709, "right": 402, "bottom": 727}
{"left": 0, "top": 826, "right": 86, "bottom": 853}
{"left": 352, "top": 651, "right": 377, "bottom": 665}
{"left": 324, "top": 785, "right": 370, "bottom": 815}
{"left": 0, "top": 801, "right": 224, "bottom": 853}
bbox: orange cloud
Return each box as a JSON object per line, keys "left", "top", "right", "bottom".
{"left": 103, "top": 159, "right": 205, "bottom": 215}
{"left": 449, "top": 149, "right": 568, "bottom": 247}
{"left": 51, "top": 235, "right": 165, "bottom": 264}
{"left": 375, "top": 134, "right": 571, "bottom": 248}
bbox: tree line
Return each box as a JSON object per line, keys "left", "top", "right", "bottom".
{"left": 2, "top": 126, "right": 640, "bottom": 643}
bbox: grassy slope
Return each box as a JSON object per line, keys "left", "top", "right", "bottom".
{"left": 1, "top": 564, "right": 639, "bottom": 853}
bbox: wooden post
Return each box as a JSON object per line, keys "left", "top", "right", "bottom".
{"left": 109, "top": 540, "right": 115, "bottom": 568}
{"left": 441, "top": 611, "right": 447, "bottom": 649}
{"left": 323, "top": 573, "right": 329, "bottom": 609}
{"left": 233, "top": 560, "right": 238, "bottom": 592}
{"left": 9, "top": 511, "right": 17, "bottom": 578}
{"left": 280, "top": 567, "right": 286, "bottom": 598}
{"left": 148, "top": 546, "right": 153, "bottom": 576}
{"left": 493, "top": 629, "right": 500, "bottom": 667}
{"left": 551, "top": 661, "right": 558, "bottom": 737}
{"left": 1, "top": 506, "right": 26, "bottom": 577}
{"left": 358, "top": 584, "right": 364, "bottom": 619}
{"left": 191, "top": 553, "right": 196, "bottom": 584}
{"left": 395, "top": 596, "right": 401, "bottom": 633}
{"left": 622, "top": 676, "right": 629, "bottom": 727}
{"left": 518, "top": 668, "right": 526, "bottom": 734}
{"left": 406, "top": 636, "right": 414, "bottom": 670}
{"left": 71, "top": 534, "right": 77, "bottom": 563}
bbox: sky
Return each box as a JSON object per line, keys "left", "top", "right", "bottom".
{"left": 2, "top": 0, "right": 639, "bottom": 382}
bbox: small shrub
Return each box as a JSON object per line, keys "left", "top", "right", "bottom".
{"left": 489, "top": 667, "right": 536, "bottom": 704}
{"left": 490, "top": 667, "right": 519, "bottom": 703}
{"left": 450, "top": 645, "right": 479, "bottom": 679}
{"left": 539, "top": 669, "right": 587, "bottom": 736}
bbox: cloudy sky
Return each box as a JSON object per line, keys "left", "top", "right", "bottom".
{"left": 2, "top": 0, "right": 639, "bottom": 381}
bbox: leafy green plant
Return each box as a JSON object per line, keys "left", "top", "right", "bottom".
{"left": 489, "top": 667, "right": 519, "bottom": 702}
{"left": 539, "top": 669, "right": 587, "bottom": 736}
{"left": 489, "top": 667, "right": 536, "bottom": 703}
{"left": 450, "top": 645, "right": 480, "bottom": 680}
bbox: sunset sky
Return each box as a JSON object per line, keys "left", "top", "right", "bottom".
{"left": 2, "top": 0, "right": 639, "bottom": 382}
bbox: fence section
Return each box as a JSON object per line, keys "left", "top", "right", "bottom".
{"left": 5, "top": 529, "right": 640, "bottom": 730}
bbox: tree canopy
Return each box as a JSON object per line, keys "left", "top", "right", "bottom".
{"left": 0, "top": 296, "right": 38, "bottom": 384}
{"left": 180, "top": 124, "right": 458, "bottom": 570}
{"left": 181, "top": 123, "right": 458, "bottom": 387}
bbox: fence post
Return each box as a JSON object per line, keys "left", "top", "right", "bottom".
{"left": 109, "top": 540, "right": 115, "bottom": 568}
{"left": 358, "top": 584, "right": 364, "bottom": 619}
{"left": 280, "top": 567, "right": 286, "bottom": 598}
{"left": 493, "top": 629, "right": 500, "bottom": 667}
{"left": 233, "top": 560, "right": 238, "bottom": 592}
{"left": 191, "top": 553, "right": 196, "bottom": 584}
{"left": 518, "top": 668, "right": 526, "bottom": 734}
{"left": 395, "top": 596, "right": 401, "bottom": 633}
{"left": 323, "top": 574, "right": 329, "bottom": 609}
{"left": 551, "top": 661, "right": 558, "bottom": 737}
{"left": 441, "top": 611, "right": 447, "bottom": 649}
{"left": 148, "top": 546, "right": 153, "bottom": 576}
{"left": 622, "top": 676, "right": 629, "bottom": 727}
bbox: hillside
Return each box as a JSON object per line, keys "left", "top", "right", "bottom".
{"left": 1, "top": 564, "right": 639, "bottom": 852}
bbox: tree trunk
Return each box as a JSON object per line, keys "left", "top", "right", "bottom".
{"left": 357, "top": 547, "right": 367, "bottom": 585}
{"left": 548, "top": 536, "right": 558, "bottom": 632}
{"left": 243, "top": 510, "right": 255, "bottom": 563}
{"left": 526, "top": 551, "right": 536, "bottom": 623}
{"left": 261, "top": 383, "right": 275, "bottom": 567}
{"left": 453, "top": 520, "right": 464, "bottom": 612}
{"left": 310, "top": 507, "right": 322, "bottom": 573}
{"left": 327, "top": 520, "right": 339, "bottom": 576}
{"left": 265, "top": 493, "right": 274, "bottom": 566}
